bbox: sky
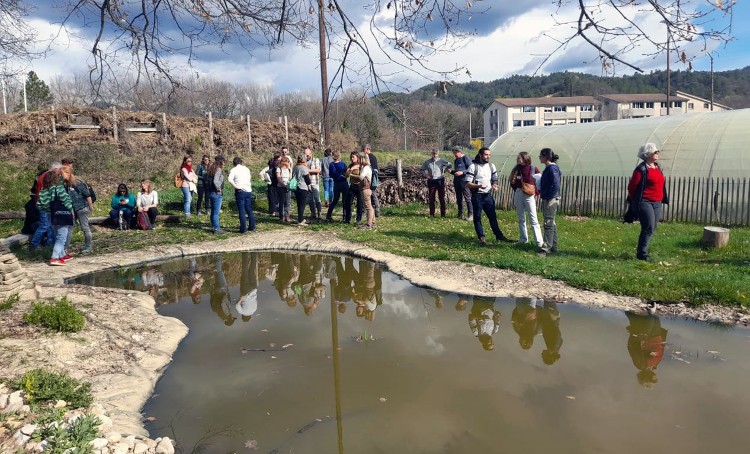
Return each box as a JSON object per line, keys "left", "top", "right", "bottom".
{"left": 6, "top": 0, "right": 750, "bottom": 94}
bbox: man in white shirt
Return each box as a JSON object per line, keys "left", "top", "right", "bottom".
{"left": 228, "top": 156, "right": 255, "bottom": 233}
{"left": 465, "top": 147, "right": 513, "bottom": 246}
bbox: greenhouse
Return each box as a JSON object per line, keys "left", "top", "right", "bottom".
{"left": 486, "top": 109, "right": 750, "bottom": 226}
{"left": 488, "top": 109, "right": 750, "bottom": 179}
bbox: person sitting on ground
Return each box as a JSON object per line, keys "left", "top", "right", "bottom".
{"left": 136, "top": 179, "right": 159, "bottom": 229}
{"left": 109, "top": 183, "right": 136, "bottom": 228}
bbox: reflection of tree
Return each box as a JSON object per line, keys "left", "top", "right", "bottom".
{"left": 468, "top": 296, "right": 500, "bottom": 351}
{"left": 538, "top": 300, "right": 562, "bottom": 365}
{"left": 626, "top": 312, "right": 668, "bottom": 388}
{"left": 511, "top": 299, "right": 539, "bottom": 350}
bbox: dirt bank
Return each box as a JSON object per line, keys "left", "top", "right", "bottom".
{"left": 2, "top": 230, "right": 748, "bottom": 438}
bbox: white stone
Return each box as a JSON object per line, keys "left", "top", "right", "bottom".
{"left": 0, "top": 393, "right": 8, "bottom": 410}
{"left": 54, "top": 400, "right": 68, "bottom": 408}
{"left": 91, "top": 437, "right": 109, "bottom": 449}
{"left": 98, "top": 414, "right": 113, "bottom": 431}
{"left": 131, "top": 334, "right": 144, "bottom": 342}
{"left": 155, "top": 437, "right": 175, "bottom": 454}
{"left": 106, "top": 432, "right": 122, "bottom": 443}
{"left": 20, "top": 404, "right": 30, "bottom": 413}
{"left": 20, "top": 424, "right": 37, "bottom": 436}
{"left": 90, "top": 403, "right": 106, "bottom": 416}
{"left": 125, "top": 435, "right": 136, "bottom": 449}
{"left": 112, "top": 441, "right": 130, "bottom": 454}
{"left": 133, "top": 442, "right": 149, "bottom": 454}
{"left": 0, "top": 383, "right": 8, "bottom": 394}
{"left": 12, "top": 429, "right": 30, "bottom": 446}
{"left": 4, "top": 390, "right": 24, "bottom": 413}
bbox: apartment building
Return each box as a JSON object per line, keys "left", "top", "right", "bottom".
{"left": 483, "top": 96, "right": 599, "bottom": 141}
{"left": 483, "top": 91, "right": 731, "bottom": 141}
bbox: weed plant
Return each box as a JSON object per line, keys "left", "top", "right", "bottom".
{"left": 22, "top": 296, "right": 85, "bottom": 333}
{"left": 0, "top": 293, "right": 19, "bottom": 311}
{"left": 13, "top": 368, "right": 93, "bottom": 408}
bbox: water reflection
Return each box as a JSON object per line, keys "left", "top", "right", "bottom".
{"left": 626, "top": 312, "right": 668, "bottom": 388}
{"left": 68, "top": 252, "right": 750, "bottom": 454}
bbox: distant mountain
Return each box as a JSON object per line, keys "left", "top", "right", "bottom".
{"left": 407, "top": 67, "right": 750, "bottom": 110}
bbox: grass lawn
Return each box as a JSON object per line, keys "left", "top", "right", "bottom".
{"left": 2, "top": 186, "right": 749, "bottom": 309}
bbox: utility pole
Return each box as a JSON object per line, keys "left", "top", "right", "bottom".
{"left": 403, "top": 108, "right": 407, "bottom": 151}
{"left": 665, "top": 24, "right": 671, "bottom": 116}
{"left": 23, "top": 77, "right": 28, "bottom": 112}
{"left": 1, "top": 78, "right": 6, "bottom": 114}
{"left": 468, "top": 110, "right": 472, "bottom": 145}
{"left": 317, "top": 0, "right": 330, "bottom": 145}
{"left": 709, "top": 53, "right": 715, "bottom": 111}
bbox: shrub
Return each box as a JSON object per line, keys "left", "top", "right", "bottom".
{"left": 0, "top": 293, "right": 19, "bottom": 311}
{"left": 22, "top": 296, "right": 85, "bottom": 333}
{"left": 14, "top": 368, "right": 93, "bottom": 408}
{"left": 33, "top": 412, "right": 100, "bottom": 453}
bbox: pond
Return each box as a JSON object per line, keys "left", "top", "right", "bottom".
{"left": 70, "top": 252, "right": 750, "bottom": 453}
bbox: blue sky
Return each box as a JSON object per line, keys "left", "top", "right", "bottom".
{"left": 12, "top": 0, "right": 750, "bottom": 93}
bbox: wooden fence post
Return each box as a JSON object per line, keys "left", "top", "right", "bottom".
{"left": 284, "top": 115, "right": 289, "bottom": 142}
{"left": 51, "top": 116, "right": 56, "bottom": 142}
{"left": 396, "top": 158, "right": 403, "bottom": 200}
{"left": 112, "top": 106, "right": 118, "bottom": 142}
{"left": 208, "top": 111, "right": 213, "bottom": 152}
{"left": 161, "top": 113, "right": 167, "bottom": 140}
{"left": 251, "top": 115, "right": 253, "bottom": 154}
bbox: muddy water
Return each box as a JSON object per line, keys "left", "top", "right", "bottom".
{"left": 71, "top": 252, "right": 750, "bottom": 453}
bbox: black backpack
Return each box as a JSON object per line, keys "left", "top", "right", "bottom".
{"left": 87, "top": 183, "right": 97, "bottom": 203}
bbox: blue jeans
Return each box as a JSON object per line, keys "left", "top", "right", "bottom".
{"left": 209, "top": 192, "right": 223, "bottom": 230}
{"left": 637, "top": 200, "right": 661, "bottom": 259}
{"left": 30, "top": 210, "right": 55, "bottom": 247}
{"left": 471, "top": 192, "right": 503, "bottom": 240}
{"left": 181, "top": 187, "right": 192, "bottom": 215}
{"left": 236, "top": 190, "right": 255, "bottom": 233}
{"left": 323, "top": 177, "right": 334, "bottom": 202}
{"left": 51, "top": 225, "right": 70, "bottom": 259}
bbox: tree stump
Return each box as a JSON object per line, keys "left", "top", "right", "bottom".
{"left": 702, "top": 226, "right": 730, "bottom": 248}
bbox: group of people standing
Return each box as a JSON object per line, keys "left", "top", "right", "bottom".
{"left": 260, "top": 144, "right": 380, "bottom": 229}
{"left": 25, "top": 159, "right": 94, "bottom": 265}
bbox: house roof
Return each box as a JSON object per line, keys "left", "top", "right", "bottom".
{"left": 674, "top": 91, "right": 732, "bottom": 110}
{"left": 492, "top": 96, "right": 599, "bottom": 108}
{"left": 597, "top": 93, "right": 688, "bottom": 103}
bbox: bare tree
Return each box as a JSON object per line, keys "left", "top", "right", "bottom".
{"left": 0, "top": 0, "right": 38, "bottom": 76}
{"left": 545, "top": 0, "right": 735, "bottom": 74}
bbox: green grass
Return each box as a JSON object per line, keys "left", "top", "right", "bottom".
{"left": 3, "top": 185, "right": 749, "bottom": 308}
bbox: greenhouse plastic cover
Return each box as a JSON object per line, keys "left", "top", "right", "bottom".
{"left": 488, "top": 108, "right": 749, "bottom": 178}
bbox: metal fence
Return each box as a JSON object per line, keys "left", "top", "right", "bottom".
{"left": 492, "top": 175, "right": 750, "bottom": 226}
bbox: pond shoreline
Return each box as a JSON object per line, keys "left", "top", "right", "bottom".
{"left": 2, "top": 229, "right": 749, "bottom": 440}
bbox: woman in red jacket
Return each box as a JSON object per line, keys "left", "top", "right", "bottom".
{"left": 627, "top": 143, "right": 669, "bottom": 261}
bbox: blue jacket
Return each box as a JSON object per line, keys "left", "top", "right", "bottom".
{"left": 540, "top": 163, "right": 561, "bottom": 200}
{"left": 329, "top": 161, "right": 348, "bottom": 182}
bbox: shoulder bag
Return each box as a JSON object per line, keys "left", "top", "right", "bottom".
{"left": 51, "top": 187, "right": 74, "bottom": 226}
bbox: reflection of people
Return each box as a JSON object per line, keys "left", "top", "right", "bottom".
{"left": 209, "top": 256, "right": 236, "bottom": 326}
{"left": 236, "top": 253, "right": 258, "bottom": 322}
{"left": 626, "top": 312, "right": 668, "bottom": 388}
{"left": 331, "top": 257, "right": 356, "bottom": 314}
{"left": 353, "top": 261, "right": 377, "bottom": 321}
{"left": 455, "top": 294, "right": 469, "bottom": 311}
{"left": 426, "top": 289, "right": 445, "bottom": 309}
{"left": 468, "top": 296, "right": 500, "bottom": 351}
{"left": 511, "top": 299, "right": 539, "bottom": 350}
{"left": 538, "top": 300, "right": 562, "bottom": 365}
{"left": 274, "top": 254, "right": 299, "bottom": 307}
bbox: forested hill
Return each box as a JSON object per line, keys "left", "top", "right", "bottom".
{"left": 406, "top": 67, "right": 750, "bottom": 110}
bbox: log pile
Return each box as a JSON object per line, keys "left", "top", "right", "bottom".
{"left": 376, "top": 165, "right": 458, "bottom": 205}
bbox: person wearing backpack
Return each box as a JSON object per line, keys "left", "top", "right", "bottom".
{"left": 450, "top": 146, "right": 473, "bottom": 220}
{"left": 180, "top": 156, "right": 198, "bottom": 219}
{"left": 465, "top": 147, "right": 513, "bottom": 246}
{"left": 61, "top": 165, "right": 94, "bottom": 254}
{"left": 37, "top": 169, "right": 74, "bottom": 265}
{"left": 510, "top": 151, "right": 543, "bottom": 248}
{"left": 207, "top": 155, "right": 227, "bottom": 234}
